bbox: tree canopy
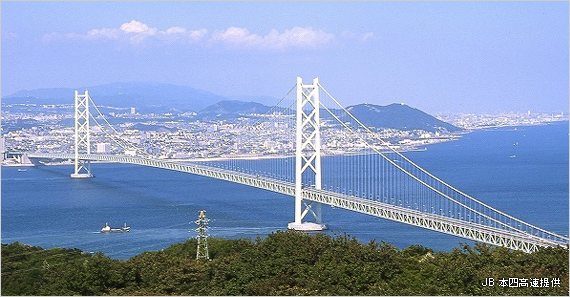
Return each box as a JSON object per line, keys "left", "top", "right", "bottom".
{"left": 2, "top": 231, "right": 568, "bottom": 295}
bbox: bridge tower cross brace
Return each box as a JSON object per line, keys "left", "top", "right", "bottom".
{"left": 70, "top": 90, "right": 93, "bottom": 179}
{"left": 288, "top": 77, "right": 326, "bottom": 231}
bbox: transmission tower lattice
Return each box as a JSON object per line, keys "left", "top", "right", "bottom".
{"left": 195, "top": 210, "right": 210, "bottom": 260}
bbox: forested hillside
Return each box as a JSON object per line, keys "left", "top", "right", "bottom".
{"left": 2, "top": 231, "right": 568, "bottom": 295}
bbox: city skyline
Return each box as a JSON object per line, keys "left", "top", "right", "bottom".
{"left": 1, "top": 1, "right": 568, "bottom": 114}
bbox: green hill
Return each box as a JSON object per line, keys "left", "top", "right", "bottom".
{"left": 341, "top": 103, "right": 462, "bottom": 132}
{"left": 2, "top": 231, "right": 567, "bottom": 296}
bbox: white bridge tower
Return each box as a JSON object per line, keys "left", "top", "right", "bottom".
{"left": 70, "top": 90, "right": 93, "bottom": 178}
{"left": 288, "top": 77, "right": 326, "bottom": 231}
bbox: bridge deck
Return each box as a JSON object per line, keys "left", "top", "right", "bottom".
{"left": 27, "top": 153, "right": 568, "bottom": 253}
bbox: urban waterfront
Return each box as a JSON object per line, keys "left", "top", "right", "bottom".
{"left": 1, "top": 121, "right": 568, "bottom": 259}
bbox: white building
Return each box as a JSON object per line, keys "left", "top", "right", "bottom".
{"left": 96, "top": 143, "right": 111, "bottom": 153}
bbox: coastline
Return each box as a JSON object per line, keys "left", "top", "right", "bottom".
{"left": 455, "top": 118, "right": 568, "bottom": 131}
{"left": 3, "top": 120, "right": 567, "bottom": 167}
{"left": 2, "top": 138, "right": 456, "bottom": 166}
{"left": 1, "top": 121, "right": 567, "bottom": 261}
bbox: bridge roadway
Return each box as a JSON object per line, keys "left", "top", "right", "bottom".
{"left": 27, "top": 153, "right": 568, "bottom": 253}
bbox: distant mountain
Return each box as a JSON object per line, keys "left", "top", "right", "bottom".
{"left": 197, "top": 100, "right": 276, "bottom": 121}
{"left": 2, "top": 82, "right": 227, "bottom": 112}
{"left": 228, "top": 95, "right": 281, "bottom": 106}
{"left": 340, "top": 103, "right": 461, "bottom": 132}
{"left": 2, "top": 88, "right": 75, "bottom": 103}
{"left": 2, "top": 82, "right": 459, "bottom": 132}
{"left": 195, "top": 101, "right": 459, "bottom": 132}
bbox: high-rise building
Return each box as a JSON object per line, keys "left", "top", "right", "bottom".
{"left": 96, "top": 143, "right": 111, "bottom": 153}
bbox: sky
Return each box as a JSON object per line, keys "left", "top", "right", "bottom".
{"left": 1, "top": 1, "right": 568, "bottom": 114}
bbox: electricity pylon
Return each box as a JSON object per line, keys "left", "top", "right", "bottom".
{"left": 195, "top": 210, "right": 210, "bottom": 260}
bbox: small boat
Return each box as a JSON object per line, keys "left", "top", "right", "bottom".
{"left": 17, "top": 168, "right": 27, "bottom": 172}
{"left": 100, "top": 222, "right": 130, "bottom": 233}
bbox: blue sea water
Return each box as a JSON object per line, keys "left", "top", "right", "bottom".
{"left": 1, "top": 122, "right": 568, "bottom": 259}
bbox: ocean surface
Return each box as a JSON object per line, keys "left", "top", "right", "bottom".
{"left": 2, "top": 121, "right": 568, "bottom": 259}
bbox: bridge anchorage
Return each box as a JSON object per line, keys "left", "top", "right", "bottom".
{"left": 23, "top": 77, "right": 568, "bottom": 253}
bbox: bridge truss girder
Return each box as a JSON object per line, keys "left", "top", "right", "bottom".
{"left": 27, "top": 152, "right": 567, "bottom": 253}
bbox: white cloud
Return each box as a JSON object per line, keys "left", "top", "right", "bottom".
{"left": 266, "top": 27, "right": 335, "bottom": 49}
{"left": 211, "top": 27, "right": 255, "bottom": 44}
{"left": 188, "top": 29, "right": 208, "bottom": 41}
{"left": 163, "top": 26, "right": 186, "bottom": 35}
{"left": 43, "top": 20, "right": 184, "bottom": 44}
{"left": 42, "top": 21, "right": 360, "bottom": 50}
{"left": 156, "top": 26, "right": 207, "bottom": 43}
{"left": 210, "top": 26, "right": 334, "bottom": 49}
{"left": 118, "top": 20, "right": 158, "bottom": 43}
{"left": 120, "top": 20, "right": 151, "bottom": 34}
{"left": 86, "top": 28, "right": 120, "bottom": 40}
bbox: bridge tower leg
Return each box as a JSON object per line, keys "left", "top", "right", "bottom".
{"left": 70, "top": 90, "right": 93, "bottom": 179}
{"left": 288, "top": 77, "right": 326, "bottom": 231}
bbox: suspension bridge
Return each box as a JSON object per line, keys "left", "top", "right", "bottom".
{"left": 17, "top": 77, "right": 568, "bottom": 253}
